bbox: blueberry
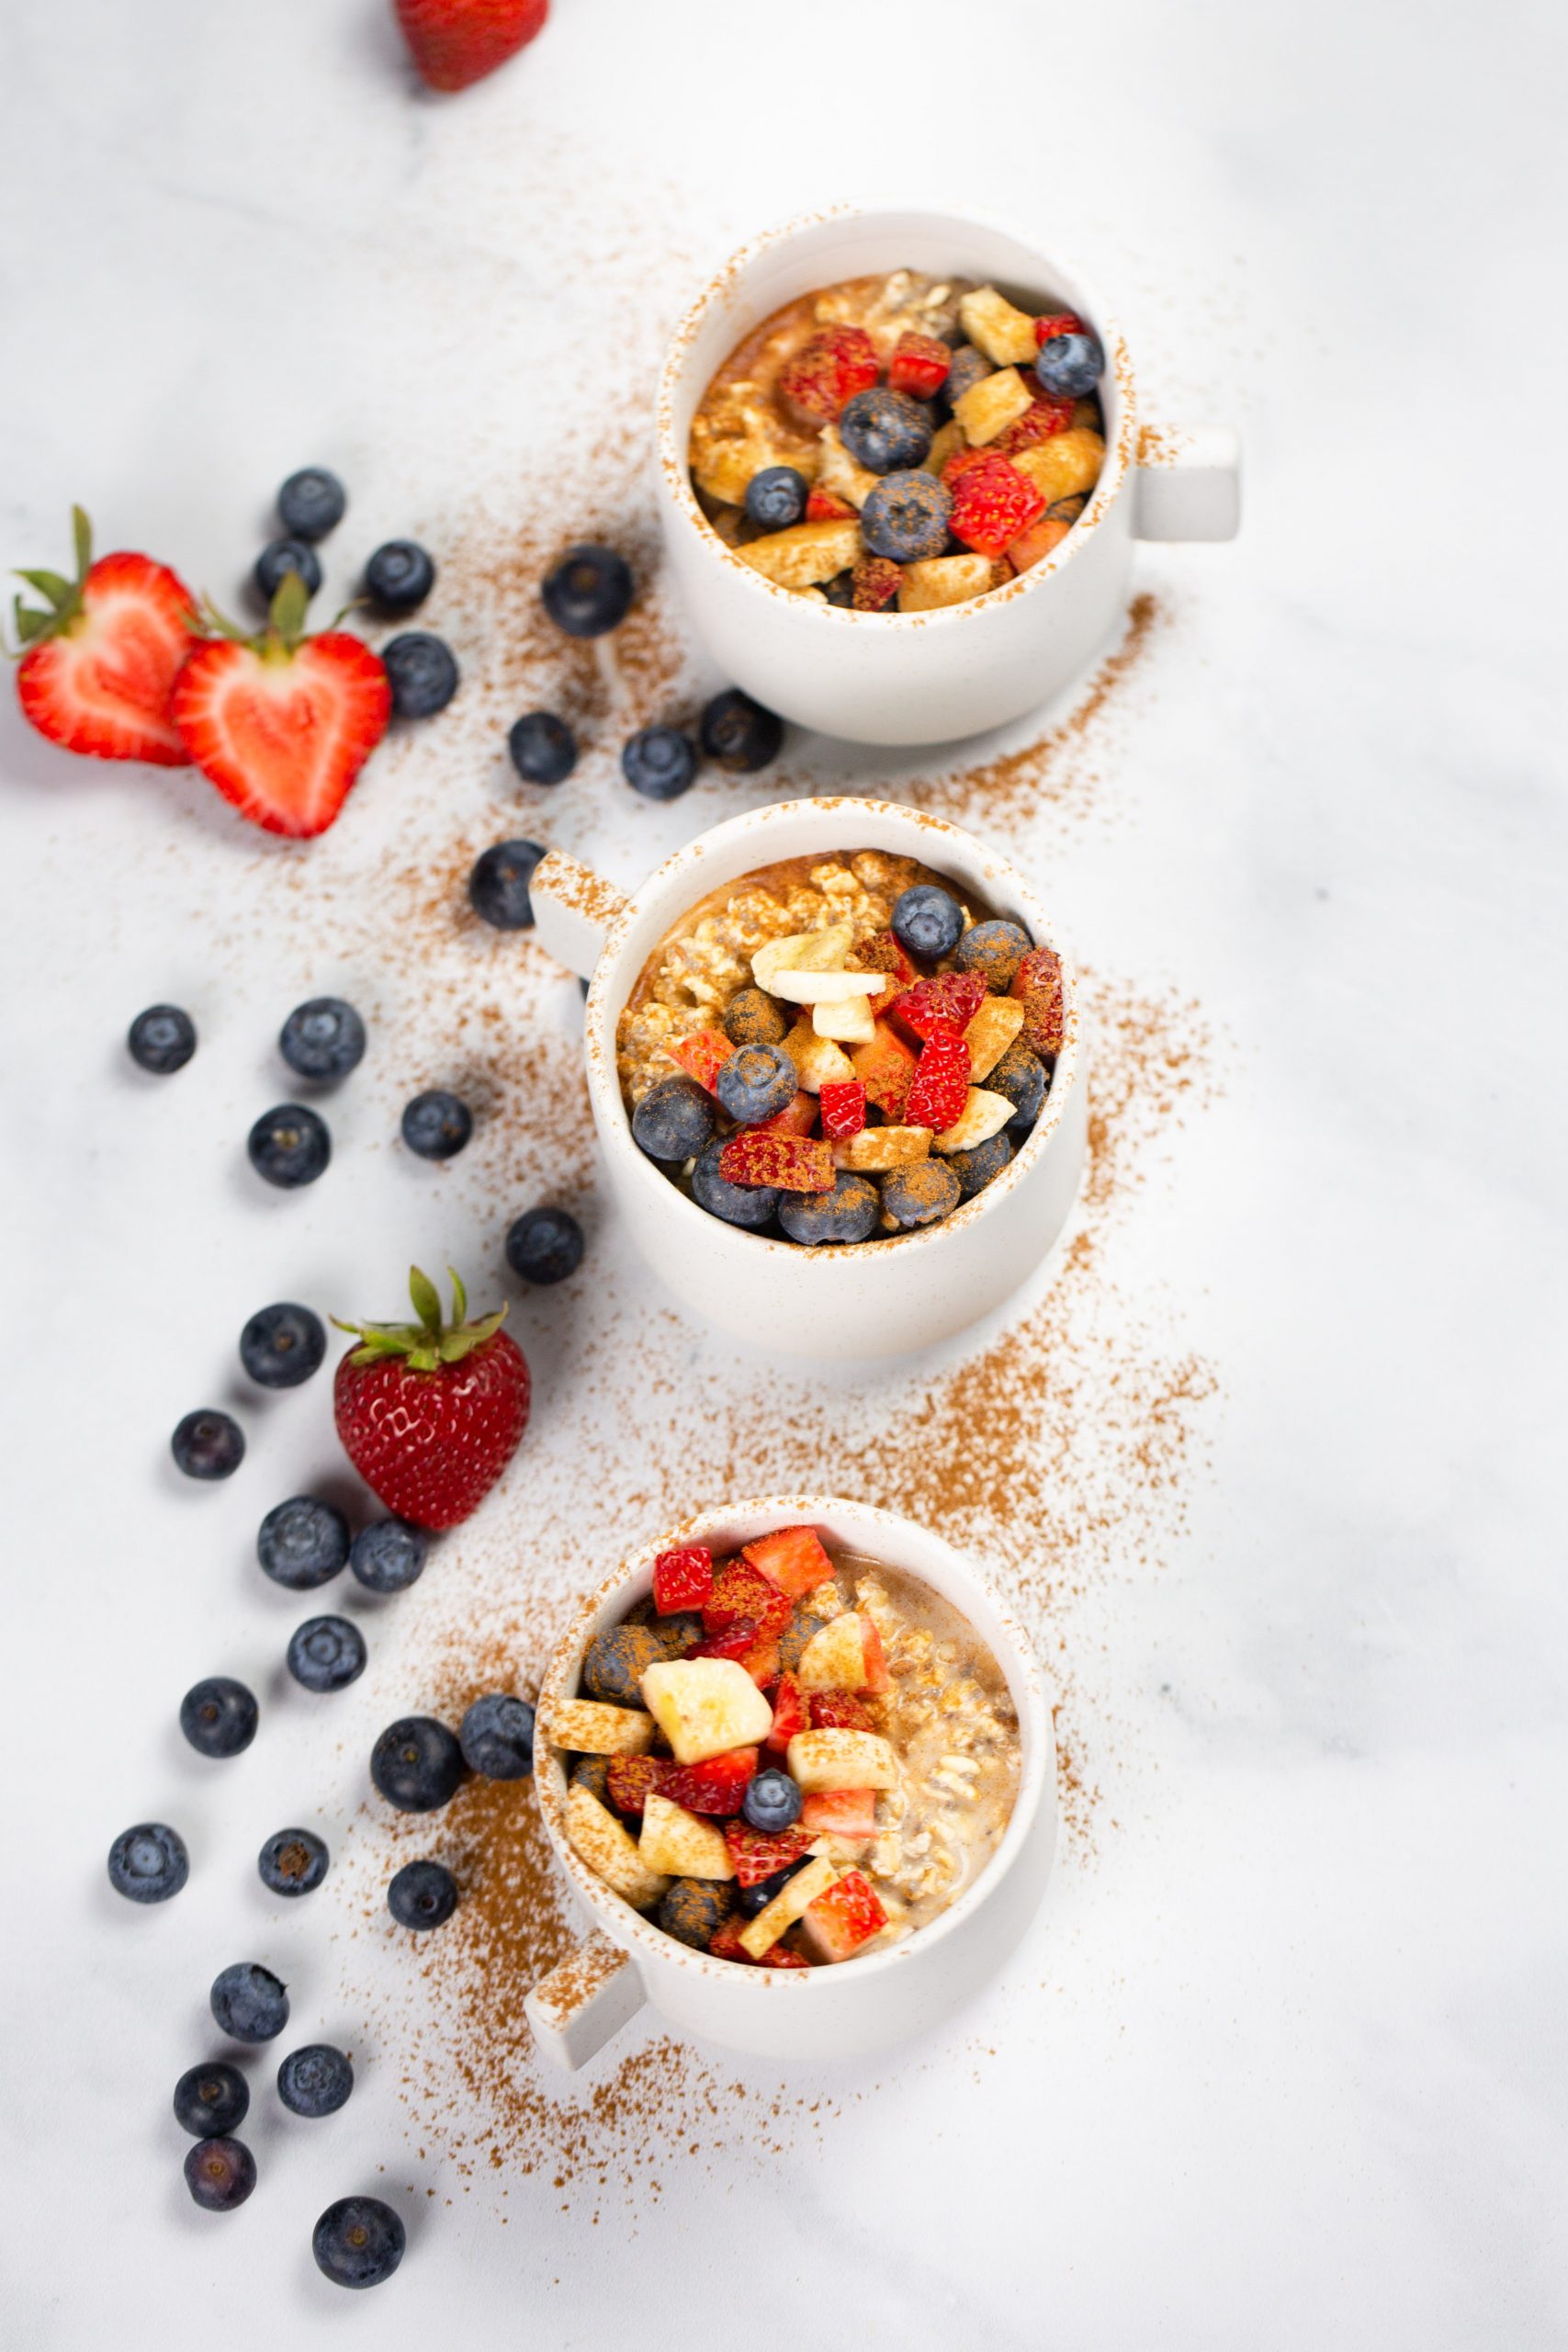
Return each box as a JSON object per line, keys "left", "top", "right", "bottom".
{"left": 180, "top": 1677, "right": 258, "bottom": 1759}
{"left": 370, "top": 1716, "right": 465, "bottom": 1813}
{"left": 582, "top": 1624, "right": 661, "bottom": 1705}
{"left": 171, "top": 1409, "right": 245, "bottom": 1481}
{"left": 860, "top": 471, "right": 952, "bottom": 563}
{"left": 691, "top": 1135, "right": 779, "bottom": 1229}
{"left": 987, "top": 1041, "right": 1048, "bottom": 1129}
{"left": 741, "top": 1768, "right": 802, "bottom": 1833}
{"left": 821, "top": 569, "right": 856, "bottom": 608}
{"left": 278, "top": 997, "right": 366, "bottom": 1082}
{"left": 349, "top": 1518, "right": 427, "bottom": 1594}
{"left": 247, "top": 1102, "right": 331, "bottom": 1188}
{"left": 505, "top": 1205, "right": 583, "bottom": 1286}
{"left": 953, "top": 918, "right": 1032, "bottom": 990}
{"left": 622, "top": 725, "right": 697, "bottom": 800}
{"left": 458, "top": 1693, "right": 536, "bottom": 1779}
{"left": 840, "top": 388, "right": 932, "bottom": 475}
{"left": 743, "top": 466, "right": 808, "bottom": 529}
{"left": 570, "top": 1754, "right": 612, "bottom": 1804}
{"left": 287, "top": 1615, "right": 367, "bottom": 1695}
{"left": 542, "top": 544, "right": 632, "bottom": 639}
{"left": 363, "top": 538, "right": 434, "bottom": 613}
{"left": 508, "top": 710, "right": 577, "bottom": 786}
{"left": 468, "top": 839, "right": 544, "bottom": 931}
{"left": 715, "top": 1042, "right": 795, "bottom": 1125}
{"left": 881, "top": 1159, "right": 963, "bottom": 1229}
{"left": 184, "top": 2136, "right": 256, "bottom": 2212}
{"left": 210, "top": 1962, "right": 289, "bottom": 2042}
{"left": 277, "top": 467, "right": 346, "bottom": 542}
{"left": 239, "top": 1301, "right": 326, "bottom": 1389}
{"left": 891, "top": 882, "right": 964, "bottom": 961}
{"left": 401, "top": 1089, "right": 472, "bottom": 1159}
{"left": 722, "top": 988, "right": 788, "bottom": 1047}
{"left": 107, "top": 1822, "right": 188, "bottom": 1905}
{"left": 1034, "top": 331, "right": 1103, "bottom": 400}
{"left": 735, "top": 1859, "right": 807, "bottom": 1917}
{"left": 173, "top": 2062, "right": 249, "bottom": 2138}
{"left": 257, "top": 1496, "right": 349, "bottom": 1589}
{"left": 943, "top": 1129, "right": 1012, "bottom": 1197}
{"left": 276, "top": 2044, "right": 354, "bottom": 2117}
{"left": 312, "top": 2196, "right": 405, "bottom": 2290}
{"left": 257, "top": 1827, "right": 330, "bottom": 1897}
{"left": 700, "top": 687, "right": 784, "bottom": 774}
{"left": 383, "top": 631, "right": 459, "bottom": 718}
{"left": 647, "top": 1610, "right": 704, "bottom": 1659}
{"left": 388, "top": 1859, "right": 458, "bottom": 1931}
{"left": 944, "top": 345, "right": 993, "bottom": 404}
{"left": 778, "top": 1170, "right": 879, "bottom": 1245}
{"left": 631, "top": 1076, "right": 715, "bottom": 1163}
{"left": 659, "top": 1879, "right": 730, "bottom": 1950}
{"left": 127, "top": 1003, "right": 196, "bottom": 1074}
{"left": 254, "top": 537, "right": 322, "bottom": 603}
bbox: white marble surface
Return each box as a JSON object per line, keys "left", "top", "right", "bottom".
{"left": 5, "top": 1, "right": 1565, "bottom": 2344}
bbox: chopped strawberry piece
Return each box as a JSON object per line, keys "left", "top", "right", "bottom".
{"left": 808, "top": 1690, "right": 874, "bottom": 1732}
{"left": 905, "top": 1033, "right": 971, "bottom": 1131}
{"left": 717, "top": 1132, "right": 834, "bottom": 1193}
{"left": 1034, "top": 311, "right": 1087, "bottom": 345}
{"left": 651, "top": 1544, "right": 714, "bottom": 1613}
{"left": 849, "top": 1020, "right": 918, "bottom": 1119}
{"left": 888, "top": 331, "right": 951, "bottom": 399}
{"left": 779, "top": 326, "right": 880, "bottom": 423}
{"left": 852, "top": 557, "right": 902, "bottom": 612}
{"left": 709, "top": 1917, "right": 809, "bottom": 1967}
{"left": 687, "top": 1617, "right": 761, "bottom": 1664}
{"left": 705, "top": 1562, "right": 792, "bottom": 1640}
{"left": 799, "top": 1788, "right": 877, "bottom": 1840}
{"left": 849, "top": 930, "right": 916, "bottom": 1017}
{"left": 805, "top": 485, "right": 856, "bottom": 522}
{"left": 942, "top": 445, "right": 991, "bottom": 487}
{"left": 948, "top": 453, "right": 1046, "bottom": 560}
{"left": 1007, "top": 514, "right": 1074, "bottom": 573}
{"left": 892, "top": 971, "right": 988, "bottom": 1044}
{"left": 668, "top": 1030, "right": 730, "bottom": 1094}
{"left": 1010, "top": 944, "right": 1066, "bottom": 1056}
{"left": 660, "top": 1747, "right": 760, "bottom": 1817}
{"left": 759, "top": 1089, "right": 818, "bottom": 1137}
{"left": 802, "top": 1868, "right": 888, "bottom": 1962}
{"left": 605, "top": 1754, "right": 673, "bottom": 1818}
{"left": 758, "top": 1941, "right": 809, "bottom": 1968}
{"left": 723, "top": 1820, "right": 816, "bottom": 1888}
{"left": 859, "top": 1615, "right": 889, "bottom": 1695}
{"left": 993, "top": 395, "right": 1075, "bottom": 458}
{"left": 764, "top": 1670, "right": 808, "bottom": 1754}
{"left": 818, "top": 1080, "right": 867, "bottom": 1140}
{"left": 742, "top": 1525, "right": 835, "bottom": 1600}
{"left": 743, "top": 1634, "right": 781, "bottom": 1688}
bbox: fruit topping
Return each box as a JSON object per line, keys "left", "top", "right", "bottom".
{"left": 831, "top": 1125, "right": 931, "bottom": 1173}
{"left": 859, "top": 470, "right": 952, "bottom": 564}
{"left": 799, "top": 1787, "right": 877, "bottom": 1841}
{"left": 852, "top": 556, "right": 903, "bottom": 612}
{"left": 547, "top": 1699, "right": 658, "bottom": 1757}
{"left": 778, "top": 325, "right": 879, "bottom": 423}
{"left": 716, "top": 1042, "right": 797, "bottom": 1126}
{"left": 958, "top": 287, "right": 1040, "bottom": 367}
{"left": 805, "top": 485, "right": 856, "bottom": 522}
{"left": 882, "top": 1158, "right": 964, "bottom": 1229}
{"left": 743, "top": 1524, "right": 835, "bottom": 1600}
{"left": 740, "top": 1766, "right": 806, "bottom": 1834}
{"left": 764, "top": 1670, "right": 809, "bottom": 1754}
{"left": 800, "top": 1868, "right": 888, "bottom": 1963}
{"left": 606, "top": 1754, "right": 674, "bottom": 1819}
{"left": 745, "top": 466, "right": 809, "bottom": 529}
{"left": 583, "top": 1623, "right": 665, "bottom": 1704}
{"left": 652, "top": 1544, "right": 715, "bottom": 1614}
{"left": 1034, "top": 311, "right": 1087, "bottom": 345}
{"left": 660, "top": 1746, "right": 760, "bottom": 1817}
{"left": 632, "top": 1075, "right": 716, "bottom": 1162}
{"left": 948, "top": 452, "right": 1046, "bottom": 558}
{"left": 888, "top": 331, "right": 952, "bottom": 398}
{"left": 1010, "top": 944, "right": 1066, "bottom": 1056}
{"left": 759, "top": 1089, "right": 818, "bottom": 1137}
{"left": 839, "top": 388, "right": 932, "bottom": 476}
{"left": 905, "top": 1032, "right": 972, "bottom": 1132}
{"left": 565, "top": 1785, "right": 671, "bottom": 1909}
{"left": 818, "top": 1080, "right": 867, "bottom": 1140}
{"left": 987, "top": 1040, "right": 1048, "bottom": 1127}
{"left": 722, "top": 988, "right": 790, "bottom": 1048}
{"left": 724, "top": 1818, "right": 815, "bottom": 1887}
{"left": 638, "top": 1792, "right": 735, "bottom": 1880}
{"left": 717, "top": 1131, "right": 835, "bottom": 1193}
{"left": 931, "top": 1087, "right": 1013, "bottom": 1153}
{"left": 659, "top": 1878, "right": 731, "bottom": 1950}
{"left": 737, "top": 1851, "right": 837, "bottom": 1959}
{"left": 691, "top": 1136, "right": 781, "bottom": 1228}
{"left": 849, "top": 1019, "right": 917, "bottom": 1119}
{"left": 892, "top": 969, "right": 988, "bottom": 1043}
{"left": 638, "top": 1657, "right": 774, "bottom": 1764}
{"left": 808, "top": 1690, "right": 874, "bottom": 1732}
{"left": 667, "top": 1030, "right": 730, "bottom": 1093}
{"left": 785, "top": 1728, "right": 899, "bottom": 1793}
{"left": 1034, "top": 330, "right": 1104, "bottom": 400}
{"left": 703, "top": 1561, "right": 793, "bottom": 1640}
{"left": 962, "top": 992, "right": 1027, "bottom": 1078}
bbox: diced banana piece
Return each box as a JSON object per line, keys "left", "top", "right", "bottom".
{"left": 933, "top": 1088, "right": 1013, "bottom": 1152}
{"left": 964, "top": 995, "right": 1025, "bottom": 1080}
{"left": 953, "top": 368, "right": 1033, "bottom": 447}
{"left": 637, "top": 1792, "right": 734, "bottom": 1881}
{"left": 566, "top": 1785, "right": 671, "bottom": 1910}
{"left": 738, "top": 1854, "right": 837, "bottom": 1960}
{"left": 767, "top": 968, "right": 886, "bottom": 1006}
{"left": 898, "top": 556, "right": 999, "bottom": 613}
{"left": 815, "top": 424, "right": 878, "bottom": 511}
{"left": 958, "top": 287, "right": 1039, "bottom": 368}
{"left": 831, "top": 1125, "right": 931, "bottom": 1173}
{"left": 639, "top": 1657, "right": 773, "bottom": 1765}
{"left": 547, "top": 1699, "right": 657, "bottom": 1756}
{"left": 926, "top": 418, "right": 966, "bottom": 478}
{"left": 812, "top": 993, "right": 875, "bottom": 1043}
{"left": 1012, "top": 429, "right": 1106, "bottom": 505}
{"left": 752, "top": 927, "right": 852, "bottom": 990}
{"left": 786, "top": 1729, "right": 899, "bottom": 1793}
{"left": 782, "top": 1023, "right": 856, "bottom": 1094}
{"left": 734, "top": 519, "right": 863, "bottom": 590}
{"left": 796, "top": 1611, "right": 867, "bottom": 1692}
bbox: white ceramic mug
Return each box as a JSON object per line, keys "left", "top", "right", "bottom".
{"left": 525, "top": 1496, "right": 1057, "bottom": 2071}
{"left": 656, "top": 203, "right": 1241, "bottom": 745}
{"left": 530, "top": 796, "right": 1088, "bottom": 1361}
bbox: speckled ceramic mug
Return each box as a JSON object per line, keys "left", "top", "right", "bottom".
{"left": 525, "top": 1496, "right": 1056, "bottom": 2071}
{"left": 529, "top": 796, "right": 1087, "bottom": 1361}
{"left": 655, "top": 202, "right": 1241, "bottom": 746}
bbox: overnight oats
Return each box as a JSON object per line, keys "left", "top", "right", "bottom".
{"left": 541, "top": 1524, "right": 1021, "bottom": 1968}
{"left": 688, "top": 269, "right": 1107, "bottom": 612}
{"left": 615, "top": 847, "right": 1062, "bottom": 1242}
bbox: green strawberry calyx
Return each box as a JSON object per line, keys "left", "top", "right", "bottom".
{"left": 333, "top": 1267, "right": 506, "bottom": 1372}
{"left": 10, "top": 505, "right": 94, "bottom": 654}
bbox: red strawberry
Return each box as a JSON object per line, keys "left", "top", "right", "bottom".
{"left": 799, "top": 1788, "right": 876, "bottom": 1840}
{"left": 1007, "top": 514, "right": 1074, "bottom": 573}
{"left": 605, "top": 1755, "right": 672, "bottom": 1819}
{"left": 892, "top": 971, "right": 988, "bottom": 1044}
{"left": 742, "top": 1635, "right": 782, "bottom": 1688}
{"left": 860, "top": 1615, "right": 889, "bottom": 1695}
{"left": 332, "top": 1266, "right": 529, "bottom": 1530}
{"left": 13, "top": 508, "right": 195, "bottom": 765}
{"left": 942, "top": 445, "right": 992, "bottom": 487}
{"left": 708, "top": 1917, "right": 808, "bottom": 1966}
{"left": 993, "top": 395, "right": 1076, "bottom": 458}
{"left": 887, "top": 332, "right": 951, "bottom": 399}
{"left": 667, "top": 1029, "right": 730, "bottom": 1093}
{"left": 808, "top": 1690, "right": 874, "bottom": 1733}
{"left": 849, "top": 929, "right": 916, "bottom": 1017}
{"left": 801, "top": 1868, "right": 887, "bottom": 1962}
{"left": 906, "top": 1033, "right": 972, "bottom": 1131}
{"left": 172, "top": 577, "right": 389, "bottom": 838}
{"left": 805, "top": 486, "right": 856, "bottom": 523}
{"left": 652, "top": 1544, "right": 714, "bottom": 1614}
{"left": 779, "top": 326, "right": 879, "bottom": 423}
{"left": 759, "top": 1090, "right": 818, "bottom": 1137}
{"left": 704, "top": 1563, "right": 793, "bottom": 1641}
{"left": 1010, "top": 944, "right": 1066, "bottom": 1056}
{"left": 852, "top": 557, "right": 902, "bottom": 612}
{"left": 849, "top": 1020, "right": 918, "bottom": 1119}
{"left": 394, "top": 0, "right": 547, "bottom": 91}
{"left": 818, "top": 1080, "right": 866, "bottom": 1141}
{"left": 742, "top": 1524, "right": 834, "bottom": 1600}
{"left": 686, "top": 1617, "right": 761, "bottom": 1665}
{"left": 764, "top": 1670, "right": 808, "bottom": 1754}
{"left": 1034, "top": 311, "right": 1087, "bottom": 345}
{"left": 717, "top": 1132, "right": 834, "bottom": 1193}
{"left": 948, "top": 453, "right": 1046, "bottom": 560}
{"left": 660, "top": 1747, "right": 759, "bottom": 1817}
{"left": 723, "top": 1820, "right": 816, "bottom": 1887}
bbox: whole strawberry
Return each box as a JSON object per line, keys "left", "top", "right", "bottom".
{"left": 12, "top": 507, "right": 196, "bottom": 764}
{"left": 395, "top": 0, "right": 548, "bottom": 91}
{"left": 333, "top": 1268, "right": 530, "bottom": 1530}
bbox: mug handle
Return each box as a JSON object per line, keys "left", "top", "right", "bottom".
{"left": 531, "top": 849, "right": 631, "bottom": 982}
{"left": 525, "top": 1931, "right": 647, "bottom": 2072}
{"left": 1132, "top": 424, "right": 1241, "bottom": 542}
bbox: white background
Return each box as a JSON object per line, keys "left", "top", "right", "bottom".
{"left": 4, "top": 0, "right": 1565, "bottom": 2345}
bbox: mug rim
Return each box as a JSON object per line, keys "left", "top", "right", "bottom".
{"left": 654, "top": 199, "right": 1138, "bottom": 631}
{"left": 582, "top": 795, "right": 1084, "bottom": 1266}
{"left": 534, "top": 1494, "right": 1051, "bottom": 1996}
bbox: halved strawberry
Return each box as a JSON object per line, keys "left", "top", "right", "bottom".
{"left": 905, "top": 1032, "right": 972, "bottom": 1131}
{"left": 668, "top": 1030, "right": 730, "bottom": 1094}
{"left": 799, "top": 1788, "right": 877, "bottom": 1840}
{"left": 704, "top": 1562, "right": 793, "bottom": 1641}
{"left": 892, "top": 971, "right": 988, "bottom": 1044}
{"left": 758, "top": 1090, "right": 818, "bottom": 1138}
{"left": 779, "top": 327, "right": 879, "bottom": 423}
{"left": 948, "top": 453, "right": 1046, "bottom": 560}
{"left": 818, "top": 1080, "right": 866, "bottom": 1141}
{"left": 723, "top": 1819, "right": 815, "bottom": 1888}
{"left": 887, "top": 332, "right": 952, "bottom": 399}
{"left": 13, "top": 509, "right": 196, "bottom": 765}
{"left": 171, "top": 577, "right": 389, "bottom": 837}
{"left": 801, "top": 1868, "right": 887, "bottom": 1962}
{"left": 652, "top": 1544, "right": 714, "bottom": 1614}
{"left": 742, "top": 1525, "right": 835, "bottom": 1601}
{"left": 660, "top": 1747, "right": 759, "bottom": 1816}
{"left": 808, "top": 1690, "right": 874, "bottom": 1733}
{"left": 764, "top": 1670, "right": 808, "bottom": 1754}
{"left": 605, "top": 1754, "right": 672, "bottom": 1818}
